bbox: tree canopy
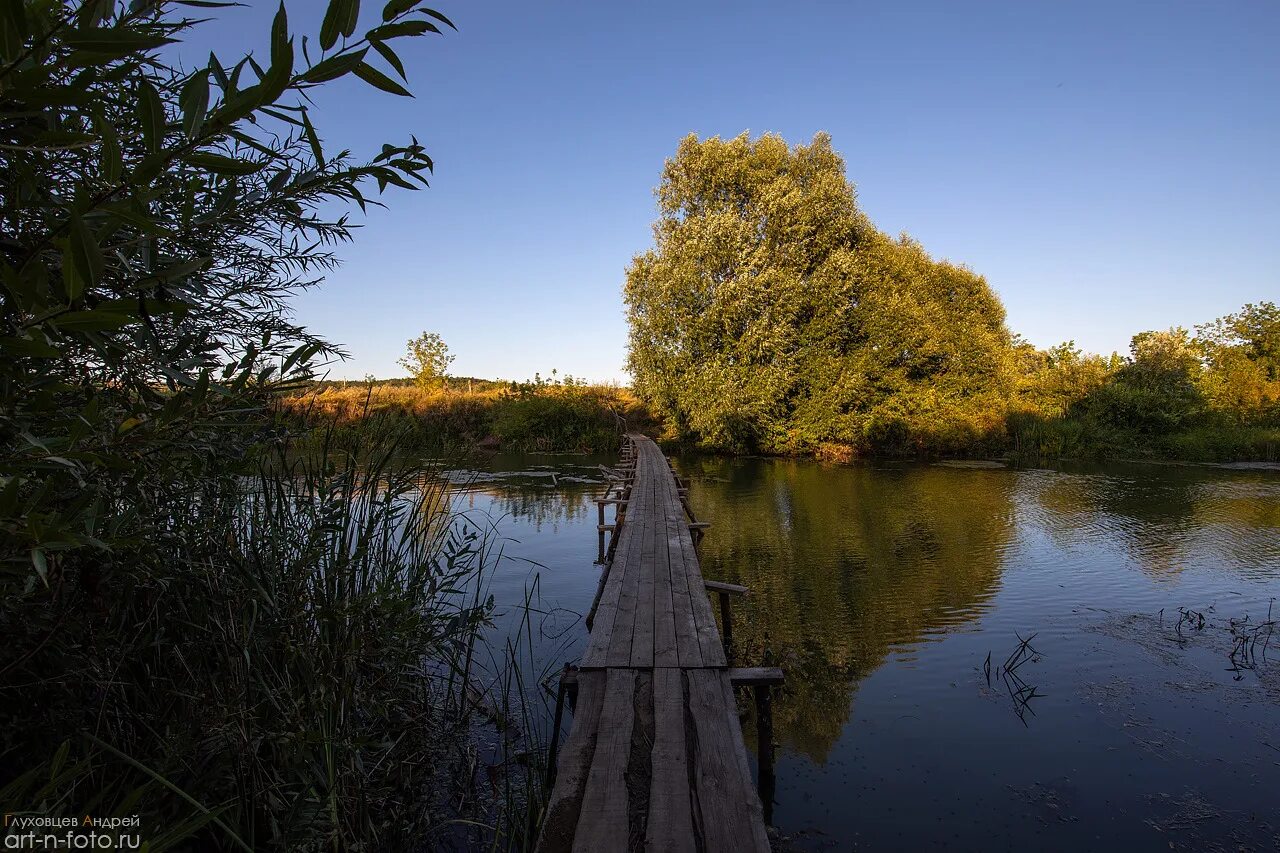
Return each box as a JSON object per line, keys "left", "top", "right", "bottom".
{"left": 625, "top": 132, "right": 1012, "bottom": 455}
{"left": 399, "top": 330, "right": 454, "bottom": 389}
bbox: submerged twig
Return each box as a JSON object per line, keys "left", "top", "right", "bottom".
{"left": 985, "top": 633, "right": 1045, "bottom": 726}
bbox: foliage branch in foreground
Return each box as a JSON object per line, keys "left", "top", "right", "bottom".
{"left": 0, "top": 0, "right": 451, "bottom": 577}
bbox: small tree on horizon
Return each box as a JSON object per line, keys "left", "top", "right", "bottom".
{"left": 399, "top": 331, "right": 455, "bottom": 390}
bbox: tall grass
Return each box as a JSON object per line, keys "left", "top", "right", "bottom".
{"left": 280, "top": 379, "right": 652, "bottom": 455}
{"left": 0, "top": 417, "right": 547, "bottom": 851}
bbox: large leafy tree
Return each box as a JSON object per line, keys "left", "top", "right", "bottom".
{"left": 624, "top": 132, "right": 1012, "bottom": 454}
{"left": 0, "top": 0, "right": 448, "bottom": 576}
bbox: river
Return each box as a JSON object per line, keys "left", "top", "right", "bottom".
{"left": 446, "top": 451, "right": 1280, "bottom": 851}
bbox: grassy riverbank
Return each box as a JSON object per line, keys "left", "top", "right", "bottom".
{"left": 280, "top": 378, "right": 655, "bottom": 454}
{"left": 283, "top": 377, "right": 1278, "bottom": 465}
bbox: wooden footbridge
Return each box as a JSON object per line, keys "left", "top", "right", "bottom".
{"left": 536, "top": 434, "right": 782, "bottom": 852}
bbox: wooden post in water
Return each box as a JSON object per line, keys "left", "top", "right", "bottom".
{"left": 753, "top": 684, "right": 776, "bottom": 825}
{"left": 718, "top": 591, "right": 734, "bottom": 662}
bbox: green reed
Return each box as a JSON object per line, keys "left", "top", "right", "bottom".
{"left": 1, "top": 415, "right": 547, "bottom": 851}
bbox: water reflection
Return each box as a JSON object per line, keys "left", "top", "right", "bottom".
{"left": 679, "top": 457, "right": 1017, "bottom": 761}
{"left": 447, "top": 451, "right": 1280, "bottom": 850}
{"left": 1024, "top": 464, "right": 1280, "bottom": 577}
{"left": 445, "top": 453, "right": 610, "bottom": 532}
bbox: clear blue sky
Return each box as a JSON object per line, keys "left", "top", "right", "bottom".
{"left": 184, "top": 1, "right": 1279, "bottom": 383}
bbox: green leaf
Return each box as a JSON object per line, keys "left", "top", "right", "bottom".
{"left": 15, "top": 130, "right": 97, "bottom": 151}
{"left": 421, "top": 7, "right": 457, "bottom": 30}
{"left": 180, "top": 70, "right": 210, "bottom": 138}
{"left": 300, "top": 109, "right": 325, "bottom": 167}
{"left": 100, "top": 129, "right": 122, "bottom": 183}
{"left": 353, "top": 62, "right": 412, "bottom": 97}
{"left": 183, "top": 151, "right": 265, "bottom": 175}
{"left": 137, "top": 79, "right": 163, "bottom": 153}
{"left": 368, "top": 38, "right": 406, "bottom": 81}
{"left": 0, "top": 1, "right": 28, "bottom": 59}
{"left": 368, "top": 21, "right": 434, "bottom": 39}
{"left": 262, "top": 2, "right": 294, "bottom": 100}
{"left": 300, "top": 48, "right": 367, "bottom": 83}
{"left": 320, "top": 0, "right": 360, "bottom": 50}
{"left": 61, "top": 28, "right": 176, "bottom": 58}
{"left": 101, "top": 201, "right": 166, "bottom": 235}
{"left": 270, "top": 2, "right": 290, "bottom": 69}
{"left": 382, "top": 0, "right": 416, "bottom": 20}
{"left": 49, "top": 311, "right": 133, "bottom": 332}
{"left": 31, "top": 549, "right": 49, "bottom": 586}
{"left": 0, "top": 336, "right": 61, "bottom": 358}
{"left": 68, "top": 215, "right": 104, "bottom": 291}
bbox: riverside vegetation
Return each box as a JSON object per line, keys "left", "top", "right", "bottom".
{"left": 281, "top": 373, "right": 652, "bottom": 455}
{"left": 0, "top": 2, "right": 545, "bottom": 851}
{"left": 0, "top": 2, "right": 1272, "bottom": 852}
{"left": 624, "top": 133, "right": 1280, "bottom": 462}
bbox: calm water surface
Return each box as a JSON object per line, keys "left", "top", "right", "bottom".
{"left": 448, "top": 452, "right": 1280, "bottom": 852}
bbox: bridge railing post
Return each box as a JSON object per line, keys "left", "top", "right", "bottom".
{"left": 728, "top": 667, "right": 784, "bottom": 826}
{"left": 545, "top": 663, "right": 576, "bottom": 790}
{"left": 718, "top": 591, "right": 734, "bottom": 662}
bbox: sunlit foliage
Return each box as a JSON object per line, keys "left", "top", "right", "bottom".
{"left": 626, "top": 134, "right": 1278, "bottom": 461}
{"left": 625, "top": 133, "right": 1012, "bottom": 456}
{"left": 399, "top": 330, "right": 455, "bottom": 389}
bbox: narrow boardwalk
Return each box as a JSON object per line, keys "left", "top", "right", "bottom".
{"left": 536, "top": 434, "right": 771, "bottom": 853}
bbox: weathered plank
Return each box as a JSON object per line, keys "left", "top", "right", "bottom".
{"left": 674, "top": 517, "right": 726, "bottom": 667}
{"left": 652, "top": 497, "right": 680, "bottom": 667}
{"left": 703, "top": 579, "right": 748, "bottom": 596}
{"left": 583, "top": 480, "right": 645, "bottom": 667}
{"left": 646, "top": 668, "right": 696, "bottom": 852}
{"left": 631, "top": 473, "right": 659, "bottom": 666}
{"left": 727, "top": 666, "right": 785, "bottom": 686}
{"left": 536, "top": 670, "right": 608, "bottom": 851}
{"left": 664, "top": 490, "right": 703, "bottom": 669}
{"left": 606, "top": 476, "right": 649, "bottom": 666}
{"left": 686, "top": 669, "right": 770, "bottom": 852}
{"left": 572, "top": 669, "right": 638, "bottom": 853}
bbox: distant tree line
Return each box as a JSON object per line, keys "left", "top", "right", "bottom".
{"left": 625, "top": 133, "right": 1279, "bottom": 460}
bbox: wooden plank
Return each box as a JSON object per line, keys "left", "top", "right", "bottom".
{"left": 572, "top": 669, "right": 638, "bottom": 853}
{"left": 663, "top": 486, "right": 702, "bottom": 668}
{"left": 606, "top": 475, "right": 650, "bottom": 666}
{"left": 703, "top": 580, "right": 748, "bottom": 596}
{"left": 646, "top": 668, "right": 695, "bottom": 853}
{"left": 728, "top": 667, "right": 785, "bottom": 686}
{"left": 652, "top": 488, "right": 680, "bottom": 667}
{"left": 631, "top": 470, "right": 660, "bottom": 667}
{"left": 583, "top": 483, "right": 646, "bottom": 667}
{"left": 673, "top": 515, "right": 726, "bottom": 667}
{"left": 686, "top": 670, "right": 770, "bottom": 852}
{"left": 537, "top": 671, "right": 608, "bottom": 852}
